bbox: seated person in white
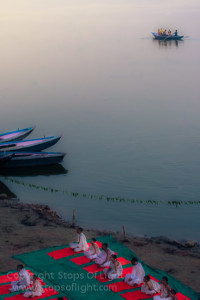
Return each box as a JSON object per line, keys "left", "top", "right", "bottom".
{"left": 69, "top": 227, "right": 89, "bottom": 252}
{"left": 10, "top": 265, "right": 31, "bottom": 292}
{"left": 84, "top": 238, "right": 100, "bottom": 260}
{"left": 124, "top": 257, "right": 145, "bottom": 286}
{"left": 24, "top": 275, "right": 43, "bottom": 298}
{"left": 141, "top": 275, "right": 160, "bottom": 295}
{"left": 153, "top": 276, "right": 171, "bottom": 300}
{"left": 103, "top": 254, "right": 123, "bottom": 280}
{"left": 95, "top": 243, "right": 114, "bottom": 268}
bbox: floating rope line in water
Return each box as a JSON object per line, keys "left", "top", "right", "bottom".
{"left": 1, "top": 176, "right": 200, "bottom": 207}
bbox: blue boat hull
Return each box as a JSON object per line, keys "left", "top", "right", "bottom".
{"left": 0, "top": 135, "right": 61, "bottom": 152}
{"left": 152, "top": 32, "right": 184, "bottom": 40}
{"left": 0, "top": 153, "right": 13, "bottom": 163}
{"left": 0, "top": 126, "right": 35, "bottom": 143}
{"left": 1, "top": 152, "right": 65, "bottom": 167}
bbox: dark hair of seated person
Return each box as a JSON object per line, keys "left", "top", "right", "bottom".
{"left": 111, "top": 254, "right": 117, "bottom": 260}
{"left": 171, "top": 289, "right": 177, "bottom": 295}
{"left": 17, "top": 265, "right": 24, "bottom": 270}
{"left": 144, "top": 275, "right": 150, "bottom": 281}
{"left": 131, "top": 257, "right": 138, "bottom": 264}
{"left": 162, "top": 276, "right": 168, "bottom": 282}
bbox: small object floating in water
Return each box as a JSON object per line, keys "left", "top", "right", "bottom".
{"left": 0, "top": 126, "right": 35, "bottom": 144}
{"left": 0, "top": 151, "right": 66, "bottom": 167}
{"left": 0, "top": 135, "right": 62, "bottom": 152}
{"left": 151, "top": 32, "right": 184, "bottom": 40}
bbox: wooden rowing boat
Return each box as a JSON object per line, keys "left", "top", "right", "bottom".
{"left": 0, "top": 135, "right": 62, "bottom": 152}
{"left": 0, "top": 151, "right": 65, "bottom": 167}
{"left": 152, "top": 32, "right": 184, "bottom": 40}
{"left": 0, "top": 126, "right": 35, "bottom": 143}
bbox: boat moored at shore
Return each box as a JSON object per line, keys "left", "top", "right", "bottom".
{"left": 0, "top": 152, "right": 14, "bottom": 163}
{"left": 0, "top": 135, "right": 62, "bottom": 152}
{"left": 0, "top": 151, "right": 66, "bottom": 167}
{"left": 0, "top": 126, "right": 35, "bottom": 143}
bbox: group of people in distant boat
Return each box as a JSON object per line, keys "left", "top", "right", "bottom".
{"left": 9, "top": 228, "right": 181, "bottom": 299}
{"left": 69, "top": 228, "right": 179, "bottom": 299}
{"left": 157, "top": 28, "right": 178, "bottom": 36}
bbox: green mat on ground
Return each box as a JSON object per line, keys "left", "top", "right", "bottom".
{"left": 1, "top": 236, "right": 198, "bottom": 300}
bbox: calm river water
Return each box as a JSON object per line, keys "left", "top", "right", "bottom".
{"left": 1, "top": 0, "right": 200, "bottom": 240}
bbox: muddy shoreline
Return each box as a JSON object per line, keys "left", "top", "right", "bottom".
{"left": 0, "top": 196, "right": 199, "bottom": 293}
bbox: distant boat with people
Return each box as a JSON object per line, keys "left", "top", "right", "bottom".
{"left": 152, "top": 32, "right": 184, "bottom": 40}
{"left": 152, "top": 28, "right": 184, "bottom": 40}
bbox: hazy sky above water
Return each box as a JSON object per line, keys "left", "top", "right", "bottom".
{"left": 0, "top": 0, "right": 200, "bottom": 134}
{"left": 0, "top": 0, "right": 200, "bottom": 239}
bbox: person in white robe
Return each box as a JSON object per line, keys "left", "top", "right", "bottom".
{"left": 84, "top": 238, "right": 100, "bottom": 260}
{"left": 95, "top": 243, "right": 114, "bottom": 267}
{"left": 153, "top": 277, "right": 171, "bottom": 300}
{"left": 124, "top": 257, "right": 145, "bottom": 286}
{"left": 155, "top": 289, "right": 178, "bottom": 300}
{"left": 10, "top": 265, "right": 31, "bottom": 292}
{"left": 103, "top": 255, "right": 123, "bottom": 280}
{"left": 141, "top": 275, "right": 160, "bottom": 295}
{"left": 69, "top": 227, "right": 89, "bottom": 252}
{"left": 24, "top": 275, "right": 43, "bottom": 298}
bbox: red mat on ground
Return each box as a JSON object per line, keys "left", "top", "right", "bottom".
{"left": 94, "top": 273, "right": 110, "bottom": 283}
{"left": 107, "top": 281, "right": 143, "bottom": 293}
{"left": 47, "top": 247, "right": 79, "bottom": 259}
{"left": 47, "top": 241, "right": 103, "bottom": 259}
{"left": 117, "top": 257, "right": 131, "bottom": 266}
{"left": 70, "top": 256, "right": 91, "bottom": 265}
{"left": 0, "top": 284, "right": 11, "bottom": 295}
{"left": 121, "top": 290, "right": 160, "bottom": 300}
{"left": 83, "top": 264, "right": 108, "bottom": 274}
{"left": 48, "top": 241, "right": 104, "bottom": 260}
{"left": 0, "top": 273, "right": 18, "bottom": 284}
{"left": 95, "top": 241, "right": 103, "bottom": 248}
{"left": 47, "top": 243, "right": 98, "bottom": 260}
{"left": 149, "top": 275, "right": 160, "bottom": 283}
{"left": 4, "top": 287, "right": 59, "bottom": 300}
{"left": 121, "top": 267, "right": 133, "bottom": 277}
{"left": 176, "top": 292, "right": 190, "bottom": 300}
